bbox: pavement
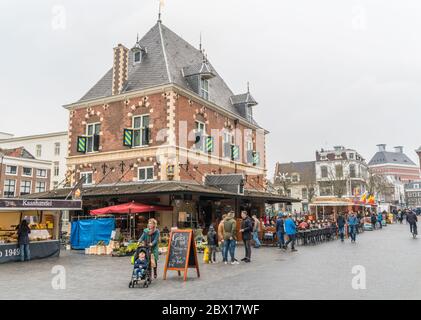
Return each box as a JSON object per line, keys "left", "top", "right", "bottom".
{"left": 1, "top": 222, "right": 420, "bottom": 300}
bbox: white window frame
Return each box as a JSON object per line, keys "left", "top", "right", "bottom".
{"left": 138, "top": 166, "right": 154, "bottom": 182}
{"left": 3, "top": 179, "right": 16, "bottom": 198}
{"left": 80, "top": 171, "right": 93, "bottom": 186}
{"left": 54, "top": 142, "right": 61, "bottom": 156}
{"left": 223, "top": 131, "right": 234, "bottom": 158}
{"left": 20, "top": 180, "right": 32, "bottom": 196}
{"left": 200, "top": 78, "right": 209, "bottom": 100}
{"left": 132, "top": 115, "right": 150, "bottom": 148}
{"left": 53, "top": 162, "right": 60, "bottom": 177}
{"left": 22, "top": 167, "right": 33, "bottom": 177}
{"left": 36, "top": 144, "right": 42, "bottom": 157}
{"left": 134, "top": 50, "right": 141, "bottom": 64}
{"left": 36, "top": 169, "right": 48, "bottom": 178}
{"left": 86, "top": 122, "right": 101, "bottom": 153}
{"left": 5, "top": 165, "right": 17, "bottom": 175}
{"left": 36, "top": 181, "right": 46, "bottom": 193}
{"left": 195, "top": 121, "right": 206, "bottom": 151}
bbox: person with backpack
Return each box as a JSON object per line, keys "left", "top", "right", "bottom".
{"left": 207, "top": 225, "right": 218, "bottom": 263}
{"left": 377, "top": 212, "right": 383, "bottom": 229}
{"left": 240, "top": 211, "right": 253, "bottom": 263}
{"left": 276, "top": 213, "right": 285, "bottom": 249}
{"left": 251, "top": 214, "right": 261, "bottom": 248}
{"left": 223, "top": 211, "right": 239, "bottom": 265}
{"left": 348, "top": 212, "right": 358, "bottom": 243}
{"left": 371, "top": 213, "right": 377, "bottom": 230}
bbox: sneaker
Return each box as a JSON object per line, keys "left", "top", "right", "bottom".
{"left": 224, "top": 261, "right": 228, "bottom": 265}
{"left": 291, "top": 249, "right": 298, "bottom": 252}
{"left": 244, "top": 259, "right": 251, "bottom": 263}
{"left": 241, "top": 258, "right": 247, "bottom": 261}
{"left": 231, "top": 261, "right": 240, "bottom": 265}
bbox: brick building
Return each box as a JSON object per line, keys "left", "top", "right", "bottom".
{"left": 0, "top": 147, "right": 51, "bottom": 198}
{"left": 32, "top": 20, "right": 295, "bottom": 231}
{"left": 369, "top": 144, "right": 420, "bottom": 207}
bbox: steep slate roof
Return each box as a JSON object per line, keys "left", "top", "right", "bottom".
{"left": 368, "top": 151, "right": 417, "bottom": 166}
{"left": 79, "top": 22, "right": 258, "bottom": 125}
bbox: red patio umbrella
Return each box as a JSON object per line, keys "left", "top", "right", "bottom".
{"left": 90, "top": 201, "right": 173, "bottom": 215}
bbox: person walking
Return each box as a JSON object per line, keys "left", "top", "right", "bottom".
{"left": 138, "top": 218, "right": 160, "bottom": 278}
{"left": 276, "top": 213, "right": 285, "bottom": 249}
{"left": 223, "top": 211, "right": 239, "bottom": 265}
{"left": 406, "top": 209, "right": 418, "bottom": 237}
{"left": 218, "top": 214, "right": 227, "bottom": 262}
{"left": 377, "top": 212, "right": 383, "bottom": 229}
{"left": 240, "top": 211, "right": 253, "bottom": 263}
{"left": 348, "top": 212, "right": 358, "bottom": 243}
{"left": 251, "top": 214, "right": 261, "bottom": 248}
{"left": 16, "top": 220, "right": 31, "bottom": 262}
{"left": 283, "top": 214, "right": 297, "bottom": 252}
{"left": 337, "top": 213, "right": 346, "bottom": 242}
{"left": 371, "top": 213, "right": 377, "bottom": 230}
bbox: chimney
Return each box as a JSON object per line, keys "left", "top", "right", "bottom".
{"left": 377, "top": 144, "right": 386, "bottom": 152}
{"left": 394, "top": 146, "right": 403, "bottom": 153}
{"left": 112, "top": 44, "right": 129, "bottom": 95}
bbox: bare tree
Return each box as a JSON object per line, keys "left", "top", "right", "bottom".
{"left": 273, "top": 172, "right": 291, "bottom": 196}
{"left": 366, "top": 169, "right": 394, "bottom": 199}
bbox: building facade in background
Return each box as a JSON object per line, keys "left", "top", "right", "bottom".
{"left": 405, "top": 181, "right": 421, "bottom": 208}
{"left": 315, "top": 146, "right": 368, "bottom": 198}
{"left": 368, "top": 144, "right": 420, "bottom": 207}
{"left": 0, "top": 147, "right": 51, "bottom": 198}
{"left": 273, "top": 161, "right": 316, "bottom": 212}
{"left": 0, "top": 132, "right": 68, "bottom": 190}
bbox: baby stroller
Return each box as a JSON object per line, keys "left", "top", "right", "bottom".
{"left": 129, "top": 245, "right": 152, "bottom": 288}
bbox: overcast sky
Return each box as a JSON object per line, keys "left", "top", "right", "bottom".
{"left": 1, "top": 0, "right": 421, "bottom": 177}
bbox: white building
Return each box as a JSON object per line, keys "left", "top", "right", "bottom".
{"left": 0, "top": 132, "right": 68, "bottom": 190}
{"left": 315, "top": 146, "right": 368, "bottom": 198}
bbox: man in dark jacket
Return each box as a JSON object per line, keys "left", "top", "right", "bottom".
{"left": 276, "top": 213, "right": 285, "bottom": 248}
{"left": 371, "top": 213, "right": 377, "bottom": 230}
{"left": 406, "top": 210, "right": 418, "bottom": 236}
{"left": 16, "top": 220, "right": 31, "bottom": 262}
{"left": 337, "top": 213, "right": 346, "bottom": 242}
{"left": 240, "top": 211, "right": 253, "bottom": 262}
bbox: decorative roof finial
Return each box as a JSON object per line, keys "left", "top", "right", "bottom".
{"left": 199, "top": 32, "right": 202, "bottom": 52}
{"left": 158, "top": 0, "right": 165, "bottom": 23}
{"left": 136, "top": 33, "right": 139, "bottom": 43}
{"left": 247, "top": 81, "right": 250, "bottom": 93}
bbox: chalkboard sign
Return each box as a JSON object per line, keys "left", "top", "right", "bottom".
{"left": 163, "top": 229, "right": 200, "bottom": 281}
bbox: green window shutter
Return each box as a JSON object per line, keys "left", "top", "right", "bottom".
{"left": 253, "top": 151, "right": 260, "bottom": 166}
{"left": 123, "top": 129, "right": 133, "bottom": 147}
{"left": 231, "top": 145, "right": 240, "bottom": 161}
{"left": 77, "top": 136, "right": 87, "bottom": 153}
{"left": 206, "top": 136, "right": 214, "bottom": 153}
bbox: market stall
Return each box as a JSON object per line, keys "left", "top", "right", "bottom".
{"left": 0, "top": 198, "right": 82, "bottom": 263}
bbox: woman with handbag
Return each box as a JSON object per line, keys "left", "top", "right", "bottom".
{"left": 138, "top": 218, "right": 160, "bottom": 278}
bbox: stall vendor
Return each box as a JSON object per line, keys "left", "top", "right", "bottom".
{"left": 16, "top": 220, "right": 31, "bottom": 262}
{"left": 138, "top": 218, "right": 160, "bottom": 279}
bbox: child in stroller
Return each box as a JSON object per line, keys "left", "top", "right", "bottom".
{"left": 129, "top": 246, "right": 152, "bottom": 288}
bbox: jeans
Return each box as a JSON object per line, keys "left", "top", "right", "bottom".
{"left": 410, "top": 223, "right": 417, "bottom": 235}
{"left": 338, "top": 226, "right": 345, "bottom": 240}
{"left": 349, "top": 226, "right": 357, "bottom": 242}
{"left": 243, "top": 240, "right": 251, "bottom": 260}
{"left": 252, "top": 231, "right": 261, "bottom": 248}
{"left": 285, "top": 234, "right": 296, "bottom": 250}
{"left": 133, "top": 268, "right": 145, "bottom": 278}
{"left": 223, "top": 239, "right": 236, "bottom": 262}
{"left": 19, "top": 244, "right": 30, "bottom": 262}
{"left": 378, "top": 221, "right": 382, "bottom": 229}
{"left": 277, "top": 231, "right": 285, "bottom": 247}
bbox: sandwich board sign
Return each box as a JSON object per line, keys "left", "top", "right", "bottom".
{"left": 163, "top": 229, "right": 200, "bottom": 281}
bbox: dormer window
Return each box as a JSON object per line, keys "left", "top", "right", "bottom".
{"left": 134, "top": 50, "right": 142, "bottom": 64}
{"left": 200, "top": 78, "right": 209, "bottom": 100}
{"left": 246, "top": 105, "right": 253, "bottom": 122}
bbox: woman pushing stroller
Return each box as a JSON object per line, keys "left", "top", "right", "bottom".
{"left": 138, "top": 218, "right": 160, "bottom": 279}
